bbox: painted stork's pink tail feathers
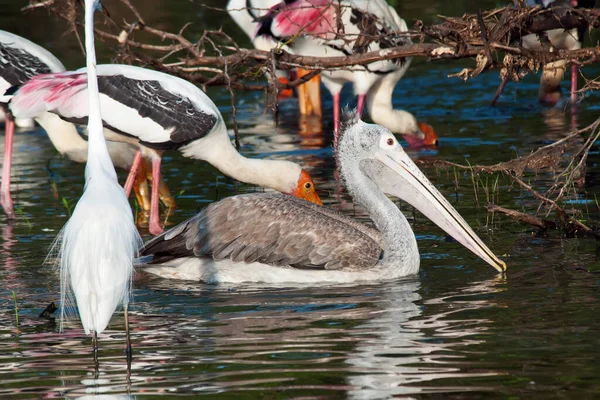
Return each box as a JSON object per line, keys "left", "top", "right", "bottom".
{"left": 9, "top": 72, "right": 86, "bottom": 120}
{"left": 257, "top": 0, "right": 336, "bottom": 40}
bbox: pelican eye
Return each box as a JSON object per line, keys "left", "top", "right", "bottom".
{"left": 304, "top": 182, "right": 312, "bottom": 189}
{"left": 386, "top": 138, "right": 394, "bottom": 146}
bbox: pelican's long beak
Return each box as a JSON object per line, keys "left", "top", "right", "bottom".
{"left": 371, "top": 148, "right": 506, "bottom": 272}
{"left": 296, "top": 68, "right": 322, "bottom": 117}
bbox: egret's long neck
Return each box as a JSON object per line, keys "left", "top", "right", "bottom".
{"left": 84, "top": 0, "right": 117, "bottom": 182}
{"left": 344, "top": 165, "right": 420, "bottom": 275}
{"left": 180, "top": 122, "right": 300, "bottom": 194}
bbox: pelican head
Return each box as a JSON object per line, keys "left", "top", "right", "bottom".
{"left": 338, "top": 112, "right": 506, "bottom": 273}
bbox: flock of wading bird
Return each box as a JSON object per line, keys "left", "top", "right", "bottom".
{"left": 1, "top": 0, "right": 589, "bottom": 358}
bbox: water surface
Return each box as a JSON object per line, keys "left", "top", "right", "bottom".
{"left": 1, "top": 0, "right": 600, "bottom": 398}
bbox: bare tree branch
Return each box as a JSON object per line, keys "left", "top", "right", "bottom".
{"left": 21, "top": 0, "right": 600, "bottom": 91}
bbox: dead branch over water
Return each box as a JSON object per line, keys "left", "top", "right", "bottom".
{"left": 22, "top": 0, "right": 600, "bottom": 89}
{"left": 419, "top": 120, "right": 600, "bottom": 239}
{"left": 21, "top": 0, "right": 600, "bottom": 236}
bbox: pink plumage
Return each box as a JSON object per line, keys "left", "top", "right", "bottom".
{"left": 10, "top": 72, "right": 86, "bottom": 119}
{"left": 262, "top": 0, "right": 336, "bottom": 39}
{"left": 256, "top": 0, "right": 437, "bottom": 144}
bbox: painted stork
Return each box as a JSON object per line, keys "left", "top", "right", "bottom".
{"left": 0, "top": 30, "right": 164, "bottom": 221}
{"left": 227, "top": 0, "right": 322, "bottom": 114}
{"left": 521, "top": 0, "right": 595, "bottom": 106}
{"left": 139, "top": 114, "right": 505, "bottom": 284}
{"left": 9, "top": 64, "right": 323, "bottom": 235}
{"left": 256, "top": 0, "right": 438, "bottom": 146}
{"left": 57, "top": 0, "right": 141, "bottom": 362}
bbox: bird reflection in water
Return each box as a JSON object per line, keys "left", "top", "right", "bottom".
{"left": 131, "top": 275, "right": 506, "bottom": 396}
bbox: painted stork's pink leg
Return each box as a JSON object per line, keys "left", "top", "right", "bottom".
{"left": 570, "top": 62, "right": 578, "bottom": 129}
{"left": 571, "top": 62, "right": 578, "bottom": 106}
{"left": 149, "top": 157, "right": 164, "bottom": 236}
{"left": 333, "top": 92, "right": 341, "bottom": 147}
{"left": 123, "top": 150, "right": 142, "bottom": 197}
{"left": 356, "top": 94, "right": 366, "bottom": 117}
{"left": 1, "top": 117, "right": 15, "bottom": 220}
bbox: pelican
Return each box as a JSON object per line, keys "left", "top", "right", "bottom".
{"left": 139, "top": 114, "right": 505, "bottom": 284}
{"left": 0, "top": 30, "right": 164, "bottom": 221}
{"left": 57, "top": 0, "right": 141, "bottom": 361}
{"left": 257, "top": 0, "right": 438, "bottom": 146}
{"left": 9, "top": 64, "right": 322, "bottom": 235}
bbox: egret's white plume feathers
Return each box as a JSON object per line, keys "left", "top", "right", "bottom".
{"left": 57, "top": 0, "right": 141, "bottom": 335}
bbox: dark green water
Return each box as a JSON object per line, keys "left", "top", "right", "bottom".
{"left": 1, "top": 0, "right": 600, "bottom": 398}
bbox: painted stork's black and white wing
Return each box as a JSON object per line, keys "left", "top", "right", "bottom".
{"left": 520, "top": 0, "right": 595, "bottom": 50}
{"left": 141, "top": 193, "right": 382, "bottom": 271}
{"left": 0, "top": 30, "right": 64, "bottom": 92}
{"left": 9, "top": 64, "right": 222, "bottom": 150}
{"left": 0, "top": 29, "right": 64, "bottom": 128}
{"left": 257, "top": 0, "right": 412, "bottom": 74}
{"left": 92, "top": 71, "right": 220, "bottom": 149}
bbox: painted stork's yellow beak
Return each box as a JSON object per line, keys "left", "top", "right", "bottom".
{"left": 296, "top": 68, "right": 322, "bottom": 117}
{"left": 292, "top": 169, "right": 323, "bottom": 206}
{"left": 369, "top": 138, "right": 506, "bottom": 273}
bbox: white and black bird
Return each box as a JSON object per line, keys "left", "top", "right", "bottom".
{"left": 521, "top": 0, "right": 595, "bottom": 105}
{"left": 139, "top": 114, "right": 505, "bottom": 284}
{"left": 0, "top": 30, "right": 159, "bottom": 221}
{"left": 227, "top": 0, "right": 322, "bottom": 113}
{"left": 256, "top": 0, "right": 438, "bottom": 146}
{"left": 9, "top": 64, "right": 323, "bottom": 234}
{"left": 227, "top": 0, "right": 294, "bottom": 98}
{"left": 0, "top": 30, "right": 65, "bottom": 220}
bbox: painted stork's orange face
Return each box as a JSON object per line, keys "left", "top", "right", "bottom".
{"left": 418, "top": 122, "right": 439, "bottom": 146}
{"left": 404, "top": 122, "right": 439, "bottom": 148}
{"left": 292, "top": 170, "right": 323, "bottom": 205}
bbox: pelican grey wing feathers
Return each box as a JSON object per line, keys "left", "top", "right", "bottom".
{"left": 141, "top": 193, "right": 381, "bottom": 270}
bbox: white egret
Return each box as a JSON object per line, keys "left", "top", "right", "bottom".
{"left": 56, "top": 0, "right": 141, "bottom": 361}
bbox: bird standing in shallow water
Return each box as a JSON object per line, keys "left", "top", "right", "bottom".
{"left": 57, "top": 0, "right": 141, "bottom": 363}
{"left": 227, "top": 0, "right": 322, "bottom": 113}
{"left": 519, "top": 0, "right": 595, "bottom": 106}
{"left": 10, "top": 64, "right": 323, "bottom": 235}
{"left": 0, "top": 30, "right": 66, "bottom": 220}
{"left": 0, "top": 30, "right": 169, "bottom": 223}
{"left": 257, "top": 0, "right": 438, "bottom": 146}
{"left": 139, "top": 114, "right": 505, "bottom": 284}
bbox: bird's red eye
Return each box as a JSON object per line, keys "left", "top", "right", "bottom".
{"left": 387, "top": 138, "right": 394, "bottom": 146}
